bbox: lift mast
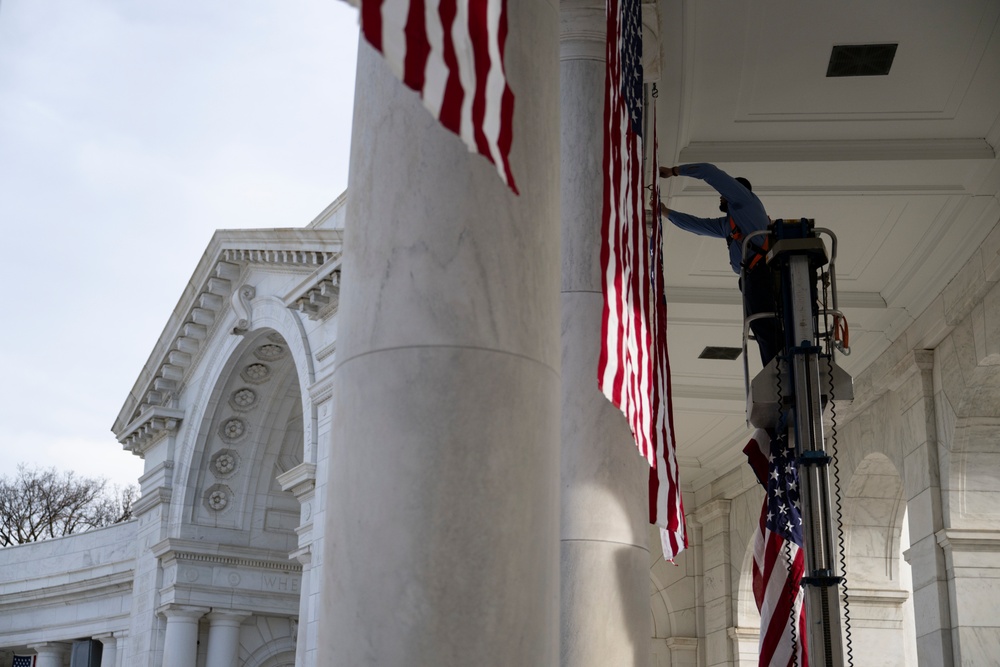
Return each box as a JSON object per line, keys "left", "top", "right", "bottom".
{"left": 745, "top": 218, "right": 852, "bottom": 667}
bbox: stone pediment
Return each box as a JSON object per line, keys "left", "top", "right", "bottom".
{"left": 112, "top": 227, "right": 343, "bottom": 451}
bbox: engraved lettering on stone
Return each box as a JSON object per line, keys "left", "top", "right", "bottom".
{"left": 220, "top": 417, "right": 248, "bottom": 443}
{"left": 229, "top": 387, "right": 258, "bottom": 412}
{"left": 254, "top": 343, "right": 286, "bottom": 361}
{"left": 241, "top": 362, "right": 271, "bottom": 384}
{"left": 262, "top": 574, "right": 300, "bottom": 593}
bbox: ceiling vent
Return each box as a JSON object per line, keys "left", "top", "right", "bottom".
{"left": 698, "top": 346, "right": 742, "bottom": 361}
{"left": 826, "top": 43, "right": 898, "bottom": 77}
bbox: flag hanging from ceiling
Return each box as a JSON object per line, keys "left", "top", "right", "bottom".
{"left": 648, "top": 106, "right": 687, "bottom": 561}
{"left": 359, "top": 0, "right": 518, "bottom": 193}
{"left": 13, "top": 655, "right": 38, "bottom": 667}
{"left": 598, "top": 0, "right": 651, "bottom": 461}
{"left": 744, "top": 428, "right": 810, "bottom": 667}
{"left": 598, "top": 0, "right": 687, "bottom": 561}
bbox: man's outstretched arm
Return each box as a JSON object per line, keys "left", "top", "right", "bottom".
{"left": 660, "top": 163, "right": 756, "bottom": 209}
{"left": 658, "top": 201, "right": 728, "bottom": 238}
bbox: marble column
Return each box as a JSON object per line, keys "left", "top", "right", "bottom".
{"left": 94, "top": 633, "right": 117, "bottom": 667}
{"left": 26, "top": 643, "right": 70, "bottom": 667}
{"left": 896, "top": 352, "right": 954, "bottom": 665}
{"left": 205, "top": 610, "right": 250, "bottom": 667}
{"left": 160, "top": 606, "right": 207, "bottom": 667}
{"left": 318, "top": 1, "right": 561, "bottom": 665}
{"left": 559, "top": 2, "right": 652, "bottom": 666}
{"left": 693, "top": 500, "right": 735, "bottom": 667}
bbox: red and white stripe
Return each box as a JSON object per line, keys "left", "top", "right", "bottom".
{"left": 599, "top": 0, "right": 687, "bottom": 561}
{"left": 648, "top": 115, "right": 687, "bottom": 561}
{"left": 360, "top": 0, "right": 517, "bottom": 192}
{"left": 598, "top": 0, "right": 653, "bottom": 466}
{"left": 745, "top": 429, "right": 809, "bottom": 667}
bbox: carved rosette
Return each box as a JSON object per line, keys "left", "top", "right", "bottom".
{"left": 210, "top": 449, "right": 240, "bottom": 478}
{"left": 241, "top": 362, "right": 271, "bottom": 384}
{"left": 219, "top": 417, "right": 249, "bottom": 444}
{"left": 204, "top": 484, "right": 233, "bottom": 512}
{"left": 229, "top": 387, "right": 258, "bottom": 412}
{"left": 254, "top": 343, "right": 287, "bottom": 362}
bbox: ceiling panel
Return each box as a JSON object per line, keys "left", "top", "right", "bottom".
{"left": 652, "top": 0, "right": 1000, "bottom": 494}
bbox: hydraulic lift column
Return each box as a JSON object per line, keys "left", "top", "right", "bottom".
{"left": 763, "top": 219, "right": 849, "bottom": 667}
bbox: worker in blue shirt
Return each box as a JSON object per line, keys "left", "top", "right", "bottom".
{"left": 659, "top": 163, "right": 781, "bottom": 367}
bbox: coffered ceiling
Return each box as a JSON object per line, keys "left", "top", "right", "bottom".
{"left": 649, "top": 0, "right": 1000, "bottom": 492}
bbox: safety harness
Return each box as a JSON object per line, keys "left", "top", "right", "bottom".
{"left": 726, "top": 216, "right": 770, "bottom": 270}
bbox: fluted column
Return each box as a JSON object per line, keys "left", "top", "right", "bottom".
{"left": 160, "top": 605, "right": 208, "bottom": 667}
{"left": 205, "top": 610, "right": 250, "bottom": 667}
{"left": 318, "top": 2, "right": 561, "bottom": 665}
{"left": 27, "top": 643, "right": 70, "bottom": 667}
{"left": 559, "top": 2, "right": 651, "bottom": 666}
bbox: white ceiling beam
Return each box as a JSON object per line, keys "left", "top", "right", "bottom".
{"left": 679, "top": 138, "right": 995, "bottom": 163}
{"left": 666, "top": 286, "right": 887, "bottom": 308}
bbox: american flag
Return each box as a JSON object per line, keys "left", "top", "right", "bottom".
{"left": 13, "top": 655, "right": 37, "bottom": 667}
{"left": 358, "top": 0, "right": 518, "bottom": 193}
{"left": 744, "top": 428, "right": 809, "bottom": 667}
{"left": 598, "top": 0, "right": 651, "bottom": 460}
{"left": 647, "top": 104, "right": 687, "bottom": 561}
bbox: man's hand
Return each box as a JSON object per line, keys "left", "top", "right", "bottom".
{"left": 659, "top": 202, "right": 670, "bottom": 217}
{"left": 659, "top": 165, "right": 680, "bottom": 178}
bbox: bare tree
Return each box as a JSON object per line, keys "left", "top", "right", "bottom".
{"left": 0, "top": 465, "right": 139, "bottom": 547}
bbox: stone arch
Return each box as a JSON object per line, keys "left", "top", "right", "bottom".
{"left": 935, "top": 315, "right": 1000, "bottom": 529}
{"left": 649, "top": 527, "right": 699, "bottom": 666}
{"left": 170, "top": 292, "right": 318, "bottom": 530}
{"left": 843, "top": 454, "right": 906, "bottom": 587}
{"left": 840, "top": 452, "right": 916, "bottom": 665}
{"left": 240, "top": 615, "right": 297, "bottom": 667}
{"left": 735, "top": 536, "right": 759, "bottom": 631}
{"left": 180, "top": 328, "right": 303, "bottom": 551}
{"left": 649, "top": 568, "right": 674, "bottom": 641}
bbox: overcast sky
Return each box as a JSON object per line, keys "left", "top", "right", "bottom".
{"left": 0, "top": 0, "right": 359, "bottom": 490}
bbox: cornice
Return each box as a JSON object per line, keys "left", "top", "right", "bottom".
{"left": 113, "top": 228, "right": 343, "bottom": 441}
{"left": 283, "top": 256, "right": 342, "bottom": 320}
{"left": 151, "top": 538, "right": 303, "bottom": 573}
{"left": 118, "top": 407, "right": 185, "bottom": 457}
{"left": 0, "top": 570, "right": 133, "bottom": 609}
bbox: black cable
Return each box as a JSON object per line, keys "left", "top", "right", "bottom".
{"left": 827, "top": 356, "right": 854, "bottom": 666}
{"left": 784, "top": 537, "right": 801, "bottom": 667}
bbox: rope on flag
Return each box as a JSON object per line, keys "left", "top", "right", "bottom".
{"left": 648, "top": 107, "right": 687, "bottom": 561}
{"left": 359, "top": 0, "right": 518, "bottom": 193}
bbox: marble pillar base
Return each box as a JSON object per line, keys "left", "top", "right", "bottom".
{"left": 561, "top": 541, "right": 651, "bottom": 667}
{"left": 323, "top": 348, "right": 560, "bottom": 666}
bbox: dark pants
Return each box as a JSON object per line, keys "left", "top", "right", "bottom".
{"left": 741, "top": 261, "right": 782, "bottom": 367}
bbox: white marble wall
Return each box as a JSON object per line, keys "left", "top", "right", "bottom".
{"left": 0, "top": 522, "right": 135, "bottom": 647}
